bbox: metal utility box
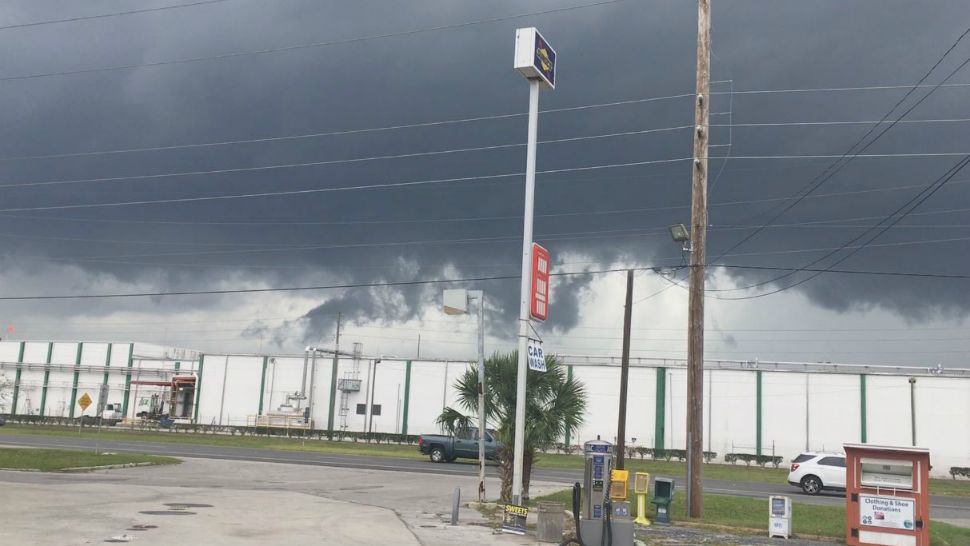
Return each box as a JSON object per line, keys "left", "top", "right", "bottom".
{"left": 583, "top": 440, "right": 613, "bottom": 520}
{"left": 844, "top": 444, "right": 931, "bottom": 546}
{"left": 611, "top": 469, "right": 630, "bottom": 501}
{"left": 651, "top": 478, "right": 675, "bottom": 524}
{"left": 769, "top": 496, "right": 792, "bottom": 539}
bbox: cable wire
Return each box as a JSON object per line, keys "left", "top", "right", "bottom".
{"left": 0, "top": 125, "right": 693, "bottom": 189}
{"left": 0, "top": 0, "right": 230, "bottom": 31}
{"left": 0, "top": 157, "right": 693, "bottom": 213}
{"left": 0, "top": 0, "right": 630, "bottom": 82}
{"left": 0, "top": 92, "right": 696, "bottom": 162}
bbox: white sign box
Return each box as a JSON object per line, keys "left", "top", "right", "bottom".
{"left": 859, "top": 495, "right": 916, "bottom": 531}
{"left": 527, "top": 339, "right": 546, "bottom": 372}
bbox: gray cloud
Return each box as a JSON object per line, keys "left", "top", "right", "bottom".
{"left": 0, "top": 0, "right": 969, "bottom": 355}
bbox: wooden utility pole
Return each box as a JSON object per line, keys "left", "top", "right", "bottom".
{"left": 616, "top": 269, "right": 634, "bottom": 470}
{"left": 687, "top": 0, "right": 711, "bottom": 519}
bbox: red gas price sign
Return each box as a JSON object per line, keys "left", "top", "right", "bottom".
{"left": 530, "top": 243, "right": 550, "bottom": 321}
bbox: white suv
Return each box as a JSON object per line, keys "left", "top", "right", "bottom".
{"left": 787, "top": 452, "right": 846, "bottom": 495}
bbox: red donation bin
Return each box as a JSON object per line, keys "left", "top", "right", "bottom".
{"left": 844, "top": 443, "right": 930, "bottom": 546}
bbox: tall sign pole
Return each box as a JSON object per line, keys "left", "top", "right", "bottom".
{"left": 687, "top": 0, "right": 711, "bottom": 519}
{"left": 512, "top": 27, "right": 555, "bottom": 504}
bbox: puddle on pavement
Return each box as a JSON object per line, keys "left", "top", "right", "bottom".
{"left": 164, "top": 502, "right": 214, "bottom": 508}
{"left": 139, "top": 510, "right": 197, "bottom": 515}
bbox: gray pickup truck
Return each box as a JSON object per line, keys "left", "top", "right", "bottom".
{"left": 418, "top": 427, "right": 501, "bottom": 463}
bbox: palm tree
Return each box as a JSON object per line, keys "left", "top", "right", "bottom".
{"left": 437, "top": 351, "right": 586, "bottom": 502}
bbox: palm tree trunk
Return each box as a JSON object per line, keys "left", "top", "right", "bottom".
{"left": 498, "top": 447, "right": 514, "bottom": 502}
{"left": 522, "top": 449, "right": 534, "bottom": 502}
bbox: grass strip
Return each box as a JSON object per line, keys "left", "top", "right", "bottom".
{"left": 3, "top": 424, "right": 969, "bottom": 497}
{"left": 0, "top": 447, "right": 179, "bottom": 472}
{"left": 530, "top": 488, "right": 970, "bottom": 546}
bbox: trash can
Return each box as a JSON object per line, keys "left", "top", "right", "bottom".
{"left": 537, "top": 502, "right": 565, "bottom": 543}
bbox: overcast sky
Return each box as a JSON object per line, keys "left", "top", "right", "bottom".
{"left": 0, "top": 0, "right": 969, "bottom": 368}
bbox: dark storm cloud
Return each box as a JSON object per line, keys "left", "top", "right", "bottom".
{"left": 1, "top": 0, "right": 969, "bottom": 344}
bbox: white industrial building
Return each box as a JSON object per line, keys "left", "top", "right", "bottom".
{"left": 0, "top": 339, "right": 967, "bottom": 477}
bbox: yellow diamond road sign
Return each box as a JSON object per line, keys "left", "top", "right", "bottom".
{"left": 78, "top": 393, "right": 92, "bottom": 411}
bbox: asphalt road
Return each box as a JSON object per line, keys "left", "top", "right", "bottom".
{"left": 2, "top": 433, "right": 968, "bottom": 525}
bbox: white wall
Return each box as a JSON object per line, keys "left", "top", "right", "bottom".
{"left": 2, "top": 340, "right": 968, "bottom": 477}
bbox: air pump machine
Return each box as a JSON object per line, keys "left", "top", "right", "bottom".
{"left": 572, "top": 440, "right": 634, "bottom": 546}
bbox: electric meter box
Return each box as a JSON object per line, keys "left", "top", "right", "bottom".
{"left": 769, "top": 496, "right": 792, "bottom": 539}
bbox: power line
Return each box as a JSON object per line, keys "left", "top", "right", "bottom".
{"left": 714, "top": 263, "right": 970, "bottom": 281}
{"left": 0, "top": 0, "right": 629, "bottom": 83}
{"left": 0, "top": 0, "right": 230, "bottom": 31}
{"left": 716, "top": 117, "right": 970, "bottom": 129}
{"left": 7, "top": 227, "right": 681, "bottom": 263}
{"left": 0, "top": 92, "right": 697, "bottom": 162}
{"left": 4, "top": 83, "right": 968, "bottom": 164}
{"left": 714, "top": 156, "right": 970, "bottom": 300}
{"left": 7, "top": 258, "right": 970, "bottom": 302}
{"left": 716, "top": 82, "right": 970, "bottom": 95}
{"left": 711, "top": 25, "right": 970, "bottom": 260}
{"left": 7, "top": 173, "right": 969, "bottom": 228}
{"left": 0, "top": 157, "right": 692, "bottom": 213}
{"left": 2, "top": 150, "right": 967, "bottom": 213}
{"left": 0, "top": 266, "right": 641, "bottom": 301}
{"left": 0, "top": 125, "right": 693, "bottom": 190}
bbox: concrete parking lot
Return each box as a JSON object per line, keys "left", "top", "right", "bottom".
{"left": 0, "top": 456, "right": 564, "bottom": 545}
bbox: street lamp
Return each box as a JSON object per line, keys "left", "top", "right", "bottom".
{"left": 443, "top": 288, "right": 487, "bottom": 501}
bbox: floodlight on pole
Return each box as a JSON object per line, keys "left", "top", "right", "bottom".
{"left": 669, "top": 223, "right": 692, "bottom": 252}
{"left": 442, "top": 288, "right": 488, "bottom": 502}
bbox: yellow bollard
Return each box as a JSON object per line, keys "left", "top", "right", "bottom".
{"left": 634, "top": 472, "right": 651, "bottom": 526}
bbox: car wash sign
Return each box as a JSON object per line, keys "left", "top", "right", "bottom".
{"left": 530, "top": 243, "right": 550, "bottom": 321}
{"left": 527, "top": 339, "right": 546, "bottom": 372}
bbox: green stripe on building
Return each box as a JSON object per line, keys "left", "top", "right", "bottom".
{"left": 755, "top": 370, "right": 763, "bottom": 456}
{"left": 401, "top": 360, "right": 412, "bottom": 435}
{"left": 39, "top": 342, "right": 53, "bottom": 417}
{"left": 193, "top": 354, "right": 205, "bottom": 422}
{"left": 655, "top": 367, "right": 666, "bottom": 451}
{"left": 860, "top": 374, "right": 868, "bottom": 443}
{"left": 101, "top": 343, "right": 113, "bottom": 388}
{"left": 258, "top": 356, "right": 268, "bottom": 415}
{"left": 68, "top": 343, "right": 84, "bottom": 418}
{"left": 10, "top": 341, "right": 25, "bottom": 416}
{"left": 121, "top": 344, "right": 135, "bottom": 417}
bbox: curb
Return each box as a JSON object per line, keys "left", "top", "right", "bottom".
{"left": 59, "top": 462, "right": 162, "bottom": 472}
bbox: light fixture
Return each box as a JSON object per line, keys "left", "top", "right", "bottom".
{"left": 668, "top": 223, "right": 692, "bottom": 252}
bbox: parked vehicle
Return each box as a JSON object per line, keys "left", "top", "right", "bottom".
{"left": 418, "top": 427, "right": 501, "bottom": 463}
{"left": 0, "top": 417, "right": 5, "bottom": 426}
{"left": 787, "top": 451, "right": 846, "bottom": 495}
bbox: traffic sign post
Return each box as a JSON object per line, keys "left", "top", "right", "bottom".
{"left": 511, "top": 27, "right": 556, "bottom": 505}
{"left": 77, "top": 392, "right": 92, "bottom": 412}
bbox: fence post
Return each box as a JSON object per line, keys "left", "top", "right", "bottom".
{"left": 655, "top": 367, "right": 666, "bottom": 451}
{"left": 755, "top": 370, "right": 763, "bottom": 457}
